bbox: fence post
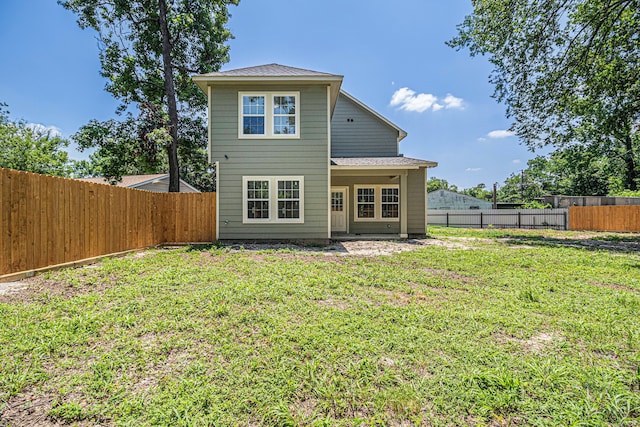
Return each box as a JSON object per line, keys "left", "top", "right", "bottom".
{"left": 480, "top": 212, "right": 483, "bottom": 229}
{"left": 446, "top": 212, "right": 449, "bottom": 227}
{"left": 564, "top": 211, "right": 568, "bottom": 230}
{"left": 518, "top": 211, "right": 521, "bottom": 228}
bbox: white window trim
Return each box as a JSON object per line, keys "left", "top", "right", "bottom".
{"left": 353, "top": 184, "right": 400, "bottom": 222}
{"left": 238, "top": 92, "right": 300, "bottom": 139}
{"left": 243, "top": 176, "right": 304, "bottom": 224}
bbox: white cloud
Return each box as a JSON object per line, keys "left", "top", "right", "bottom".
{"left": 390, "top": 87, "right": 464, "bottom": 113}
{"left": 27, "top": 123, "right": 63, "bottom": 138}
{"left": 465, "top": 167, "right": 482, "bottom": 172}
{"left": 487, "top": 129, "right": 515, "bottom": 139}
{"left": 512, "top": 159, "right": 521, "bottom": 164}
{"left": 443, "top": 94, "right": 464, "bottom": 110}
{"left": 477, "top": 137, "right": 487, "bottom": 142}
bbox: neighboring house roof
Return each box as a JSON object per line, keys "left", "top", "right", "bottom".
{"left": 77, "top": 174, "right": 200, "bottom": 192}
{"left": 331, "top": 157, "right": 437, "bottom": 169}
{"left": 428, "top": 189, "right": 492, "bottom": 209}
{"left": 339, "top": 90, "right": 407, "bottom": 142}
{"left": 193, "top": 63, "right": 344, "bottom": 115}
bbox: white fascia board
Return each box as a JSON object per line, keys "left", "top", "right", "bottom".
{"left": 331, "top": 165, "right": 420, "bottom": 170}
{"left": 193, "top": 75, "right": 343, "bottom": 91}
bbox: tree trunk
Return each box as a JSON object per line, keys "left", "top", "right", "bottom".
{"left": 623, "top": 134, "right": 638, "bottom": 191}
{"left": 158, "top": 0, "right": 180, "bottom": 192}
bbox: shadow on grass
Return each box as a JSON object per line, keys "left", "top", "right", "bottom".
{"left": 185, "top": 243, "right": 225, "bottom": 252}
{"left": 184, "top": 241, "right": 350, "bottom": 254}
{"left": 501, "top": 234, "right": 640, "bottom": 254}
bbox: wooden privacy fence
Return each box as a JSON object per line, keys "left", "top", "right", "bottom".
{"left": 569, "top": 206, "right": 640, "bottom": 232}
{"left": 1, "top": 168, "right": 216, "bottom": 277}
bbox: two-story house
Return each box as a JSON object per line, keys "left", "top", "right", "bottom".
{"left": 193, "top": 64, "right": 437, "bottom": 240}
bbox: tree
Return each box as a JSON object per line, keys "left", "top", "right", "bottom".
{"left": 60, "top": 0, "right": 238, "bottom": 191}
{"left": 449, "top": 0, "right": 640, "bottom": 190}
{"left": 427, "top": 177, "right": 458, "bottom": 193}
{"left": 0, "top": 104, "right": 72, "bottom": 176}
{"left": 461, "top": 183, "right": 492, "bottom": 201}
{"left": 73, "top": 104, "right": 215, "bottom": 191}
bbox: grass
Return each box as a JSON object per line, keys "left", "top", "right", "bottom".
{"left": 1, "top": 227, "right": 639, "bottom": 426}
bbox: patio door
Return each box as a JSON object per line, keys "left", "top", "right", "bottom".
{"left": 331, "top": 187, "right": 348, "bottom": 233}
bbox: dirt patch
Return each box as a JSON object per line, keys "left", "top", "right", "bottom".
{"left": 0, "top": 281, "right": 28, "bottom": 295}
{"left": 501, "top": 236, "right": 640, "bottom": 252}
{"left": 0, "top": 272, "right": 114, "bottom": 305}
{"left": 590, "top": 282, "right": 640, "bottom": 294}
{"left": 524, "top": 332, "right": 560, "bottom": 353}
{"left": 0, "top": 389, "right": 66, "bottom": 427}
{"left": 219, "top": 237, "right": 472, "bottom": 257}
{"left": 495, "top": 331, "right": 562, "bottom": 354}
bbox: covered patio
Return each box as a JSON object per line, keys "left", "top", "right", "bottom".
{"left": 330, "top": 157, "right": 437, "bottom": 239}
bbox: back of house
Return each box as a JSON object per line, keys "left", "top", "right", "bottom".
{"left": 193, "top": 64, "right": 437, "bottom": 240}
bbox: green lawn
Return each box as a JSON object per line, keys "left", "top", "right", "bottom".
{"left": 1, "top": 227, "right": 639, "bottom": 426}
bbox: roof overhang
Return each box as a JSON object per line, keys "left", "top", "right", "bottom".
{"left": 193, "top": 75, "right": 344, "bottom": 115}
{"left": 331, "top": 165, "right": 421, "bottom": 171}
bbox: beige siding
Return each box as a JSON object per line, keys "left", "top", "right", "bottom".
{"left": 406, "top": 168, "right": 426, "bottom": 235}
{"left": 211, "top": 84, "right": 329, "bottom": 239}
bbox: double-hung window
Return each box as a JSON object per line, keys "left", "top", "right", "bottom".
{"left": 239, "top": 92, "right": 299, "bottom": 138}
{"left": 243, "top": 176, "right": 304, "bottom": 223}
{"left": 354, "top": 185, "right": 399, "bottom": 221}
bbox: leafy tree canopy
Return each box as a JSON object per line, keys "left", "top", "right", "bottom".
{"left": 73, "top": 104, "right": 214, "bottom": 191}
{"left": 427, "top": 177, "right": 458, "bottom": 193}
{"left": 60, "top": 0, "right": 238, "bottom": 191}
{"left": 449, "top": 0, "right": 640, "bottom": 190}
{"left": 460, "top": 183, "right": 492, "bottom": 201}
{"left": 0, "top": 104, "right": 72, "bottom": 176}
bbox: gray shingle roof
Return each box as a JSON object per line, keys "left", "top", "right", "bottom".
{"left": 331, "top": 157, "right": 437, "bottom": 167}
{"left": 198, "top": 63, "right": 341, "bottom": 78}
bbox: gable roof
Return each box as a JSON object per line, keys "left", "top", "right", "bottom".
{"left": 339, "top": 90, "right": 407, "bottom": 142}
{"left": 193, "top": 63, "right": 344, "bottom": 114}
{"left": 77, "top": 174, "right": 200, "bottom": 192}
{"left": 427, "top": 189, "right": 491, "bottom": 204}
{"left": 197, "top": 63, "right": 339, "bottom": 78}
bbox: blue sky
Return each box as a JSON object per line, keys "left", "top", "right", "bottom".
{"left": 0, "top": 0, "right": 544, "bottom": 189}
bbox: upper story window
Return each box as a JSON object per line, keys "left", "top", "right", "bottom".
{"left": 239, "top": 92, "right": 299, "bottom": 138}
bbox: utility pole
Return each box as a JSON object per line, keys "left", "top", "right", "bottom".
{"left": 493, "top": 182, "right": 497, "bottom": 209}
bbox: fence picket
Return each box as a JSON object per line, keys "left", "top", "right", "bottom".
{"left": 0, "top": 168, "right": 216, "bottom": 276}
{"left": 569, "top": 206, "right": 640, "bottom": 232}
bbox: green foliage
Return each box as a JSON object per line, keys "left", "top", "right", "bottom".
{"left": 521, "top": 200, "right": 551, "bottom": 209}
{"left": 2, "top": 228, "right": 640, "bottom": 424}
{"left": 498, "top": 143, "right": 637, "bottom": 201}
{"left": 460, "top": 183, "right": 492, "bottom": 201}
{"left": 60, "top": 0, "right": 238, "bottom": 191}
{"left": 450, "top": 0, "right": 640, "bottom": 190}
{"left": 72, "top": 108, "right": 215, "bottom": 191}
{"left": 611, "top": 189, "right": 640, "bottom": 197}
{"left": 0, "top": 103, "right": 72, "bottom": 176}
{"left": 427, "top": 176, "right": 458, "bottom": 193}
